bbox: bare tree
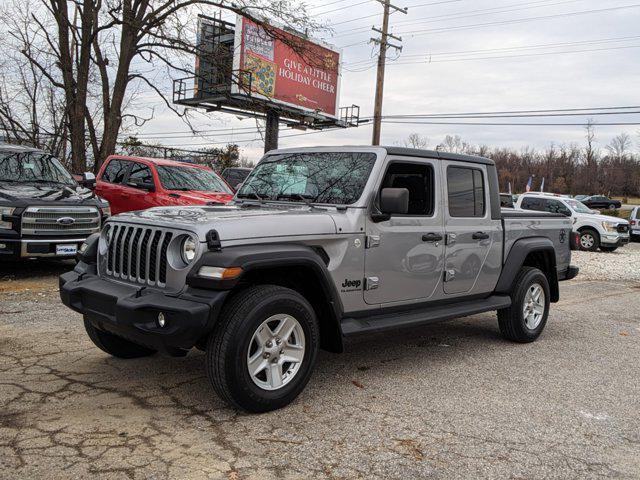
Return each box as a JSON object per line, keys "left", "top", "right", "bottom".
{"left": 1, "top": 0, "right": 318, "bottom": 173}
{"left": 606, "top": 132, "right": 632, "bottom": 160}
{"left": 404, "top": 132, "right": 429, "bottom": 149}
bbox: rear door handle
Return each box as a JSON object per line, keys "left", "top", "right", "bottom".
{"left": 422, "top": 233, "right": 443, "bottom": 242}
{"left": 472, "top": 232, "right": 490, "bottom": 240}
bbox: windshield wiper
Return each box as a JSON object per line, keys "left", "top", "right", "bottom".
{"left": 237, "top": 184, "right": 266, "bottom": 204}
{"left": 276, "top": 193, "right": 320, "bottom": 208}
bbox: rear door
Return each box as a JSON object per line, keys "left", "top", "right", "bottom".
{"left": 364, "top": 156, "right": 445, "bottom": 305}
{"left": 442, "top": 162, "right": 502, "bottom": 295}
{"left": 96, "top": 159, "right": 133, "bottom": 215}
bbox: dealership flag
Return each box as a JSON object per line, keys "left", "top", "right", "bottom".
{"left": 525, "top": 176, "right": 533, "bottom": 192}
{"left": 540, "top": 177, "right": 545, "bottom": 192}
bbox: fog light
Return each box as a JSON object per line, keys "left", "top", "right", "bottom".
{"left": 158, "top": 312, "right": 166, "bottom": 327}
{"left": 0, "top": 243, "right": 6, "bottom": 250}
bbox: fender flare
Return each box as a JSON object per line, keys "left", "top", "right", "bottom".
{"left": 495, "top": 237, "right": 559, "bottom": 302}
{"left": 187, "top": 243, "right": 344, "bottom": 350}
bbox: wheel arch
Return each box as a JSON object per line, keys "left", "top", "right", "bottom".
{"left": 495, "top": 237, "right": 559, "bottom": 303}
{"left": 188, "top": 243, "right": 345, "bottom": 353}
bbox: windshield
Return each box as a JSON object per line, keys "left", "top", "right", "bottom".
{"left": 156, "top": 165, "right": 232, "bottom": 193}
{"left": 237, "top": 152, "right": 377, "bottom": 205}
{"left": 0, "top": 151, "right": 76, "bottom": 186}
{"left": 566, "top": 199, "right": 592, "bottom": 214}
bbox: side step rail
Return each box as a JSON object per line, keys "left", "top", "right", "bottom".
{"left": 341, "top": 295, "right": 512, "bottom": 337}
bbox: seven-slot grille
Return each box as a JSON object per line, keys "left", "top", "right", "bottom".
{"left": 617, "top": 224, "right": 629, "bottom": 233}
{"left": 104, "top": 224, "right": 173, "bottom": 287}
{"left": 21, "top": 206, "right": 101, "bottom": 236}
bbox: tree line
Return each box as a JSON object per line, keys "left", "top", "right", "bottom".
{"left": 405, "top": 124, "right": 640, "bottom": 197}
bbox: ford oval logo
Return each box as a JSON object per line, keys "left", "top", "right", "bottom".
{"left": 57, "top": 217, "right": 76, "bottom": 225}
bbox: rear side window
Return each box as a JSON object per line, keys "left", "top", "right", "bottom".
{"left": 101, "top": 160, "right": 131, "bottom": 184}
{"left": 447, "top": 167, "right": 485, "bottom": 217}
{"left": 128, "top": 162, "right": 154, "bottom": 185}
{"left": 520, "top": 197, "right": 545, "bottom": 211}
{"left": 380, "top": 162, "right": 434, "bottom": 216}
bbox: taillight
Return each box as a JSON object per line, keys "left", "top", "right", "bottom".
{"left": 631, "top": 220, "right": 637, "bottom": 226}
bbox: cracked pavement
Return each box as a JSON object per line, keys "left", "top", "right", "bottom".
{"left": 1, "top": 251, "right": 639, "bottom": 479}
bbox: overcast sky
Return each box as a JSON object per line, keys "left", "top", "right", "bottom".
{"left": 132, "top": 0, "right": 640, "bottom": 162}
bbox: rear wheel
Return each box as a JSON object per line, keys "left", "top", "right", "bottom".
{"left": 84, "top": 318, "right": 156, "bottom": 359}
{"left": 579, "top": 229, "right": 600, "bottom": 252}
{"left": 498, "top": 267, "right": 550, "bottom": 343}
{"left": 206, "top": 285, "right": 319, "bottom": 412}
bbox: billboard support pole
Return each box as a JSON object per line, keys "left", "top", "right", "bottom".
{"left": 265, "top": 110, "right": 280, "bottom": 153}
{"left": 371, "top": 0, "right": 406, "bottom": 145}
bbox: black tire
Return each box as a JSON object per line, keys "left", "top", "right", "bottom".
{"left": 84, "top": 318, "right": 156, "bottom": 359}
{"left": 578, "top": 228, "right": 600, "bottom": 252}
{"left": 608, "top": 204, "right": 617, "bottom": 210}
{"left": 206, "top": 285, "right": 319, "bottom": 413}
{"left": 497, "top": 267, "right": 551, "bottom": 343}
{"left": 599, "top": 246, "right": 618, "bottom": 252}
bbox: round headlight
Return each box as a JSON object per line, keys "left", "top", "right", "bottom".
{"left": 181, "top": 236, "right": 197, "bottom": 264}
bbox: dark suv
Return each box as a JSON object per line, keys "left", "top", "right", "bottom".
{"left": 0, "top": 144, "right": 110, "bottom": 260}
{"left": 581, "top": 195, "right": 621, "bottom": 210}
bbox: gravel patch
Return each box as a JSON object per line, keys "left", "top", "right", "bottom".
{"left": 572, "top": 241, "right": 640, "bottom": 282}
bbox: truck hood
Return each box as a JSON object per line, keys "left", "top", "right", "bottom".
{"left": 577, "top": 212, "right": 629, "bottom": 224}
{"left": 0, "top": 182, "right": 99, "bottom": 206}
{"left": 109, "top": 204, "right": 338, "bottom": 241}
{"left": 166, "top": 190, "right": 234, "bottom": 205}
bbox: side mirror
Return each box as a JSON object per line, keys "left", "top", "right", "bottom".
{"left": 380, "top": 188, "right": 409, "bottom": 215}
{"left": 79, "top": 172, "right": 96, "bottom": 189}
{"left": 127, "top": 180, "right": 155, "bottom": 192}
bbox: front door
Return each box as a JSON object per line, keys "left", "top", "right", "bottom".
{"left": 364, "top": 157, "right": 445, "bottom": 305}
{"left": 442, "top": 161, "right": 502, "bottom": 295}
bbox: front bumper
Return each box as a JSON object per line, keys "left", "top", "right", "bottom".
{"left": 600, "top": 233, "right": 630, "bottom": 247}
{"left": 0, "top": 237, "right": 88, "bottom": 260}
{"left": 59, "top": 269, "right": 228, "bottom": 355}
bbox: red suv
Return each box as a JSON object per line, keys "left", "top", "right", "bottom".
{"left": 95, "top": 155, "right": 234, "bottom": 215}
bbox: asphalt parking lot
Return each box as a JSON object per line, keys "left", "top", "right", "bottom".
{"left": 1, "top": 245, "right": 639, "bottom": 479}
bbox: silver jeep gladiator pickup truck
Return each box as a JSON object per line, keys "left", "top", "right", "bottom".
{"left": 60, "top": 146, "right": 578, "bottom": 412}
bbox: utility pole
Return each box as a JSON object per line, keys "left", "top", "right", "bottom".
{"left": 371, "top": 0, "right": 407, "bottom": 146}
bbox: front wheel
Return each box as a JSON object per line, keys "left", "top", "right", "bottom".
{"left": 608, "top": 204, "right": 617, "bottom": 210}
{"left": 206, "top": 285, "right": 319, "bottom": 413}
{"left": 579, "top": 229, "right": 600, "bottom": 252}
{"left": 497, "top": 267, "right": 550, "bottom": 343}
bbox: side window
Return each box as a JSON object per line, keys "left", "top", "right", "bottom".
{"left": 520, "top": 197, "right": 544, "bottom": 211}
{"left": 127, "top": 162, "right": 154, "bottom": 185}
{"left": 380, "top": 162, "right": 434, "bottom": 215}
{"left": 545, "top": 199, "right": 570, "bottom": 215}
{"left": 101, "top": 160, "right": 130, "bottom": 184}
{"left": 447, "top": 166, "right": 485, "bottom": 217}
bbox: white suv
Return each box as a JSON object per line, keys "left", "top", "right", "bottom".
{"left": 631, "top": 206, "right": 640, "bottom": 241}
{"left": 515, "top": 193, "right": 630, "bottom": 252}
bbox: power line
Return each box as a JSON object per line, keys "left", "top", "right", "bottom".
{"left": 381, "top": 120, "right": 640, "bottom": 125}
{"left": 333, "top": 0, "right": 587, "bottom": 39}
{"left": 379, "top": 43, "right": 640, "bottom": 65}
{"left": 313, "top": 0, "right": 374, "bottom": 15}
{"left": 344, "top": 34, "right": 640, "bottom": 66}
{"left": 398, "top": 4, "right": 640, "bottom": 38}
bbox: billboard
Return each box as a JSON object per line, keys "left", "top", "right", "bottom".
{"left": 231, "top": 16, "right": 342, "bottom": 117}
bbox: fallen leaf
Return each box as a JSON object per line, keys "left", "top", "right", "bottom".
{"left": 620, "top": 331, "right": 629, "bottom": 336}
{"left": 352, "top": 380, "right": 364, "bottom": 389}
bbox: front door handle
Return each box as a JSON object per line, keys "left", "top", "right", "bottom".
{"left": 472, "top": 232, "right": 490, "bottom": 240}
{"left": 422, "top": 233, "right": 443, "bottom": 242}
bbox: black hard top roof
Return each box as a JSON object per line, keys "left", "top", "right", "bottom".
{"left": 383, "top": 146, "right": 495, "bottom": 166}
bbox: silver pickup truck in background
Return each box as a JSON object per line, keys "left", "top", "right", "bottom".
{"left": 60, "top": 146, "right": 578, "bottom": 412}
